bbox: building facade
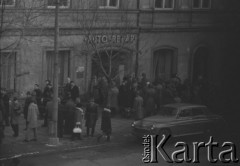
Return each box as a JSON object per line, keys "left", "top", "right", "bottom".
{"left": 1, "top": 0, "right": 240, "bottom": 95}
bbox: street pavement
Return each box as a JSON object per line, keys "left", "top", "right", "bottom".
{"left": 0, "top": 112, "right": 134, "bottom": 161}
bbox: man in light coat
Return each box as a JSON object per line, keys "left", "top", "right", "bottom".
{"left": 24, "top": 98, "right": 39, "bottom": 142}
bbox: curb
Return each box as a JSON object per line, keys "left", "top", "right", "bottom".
{"left": 0, "top": 142, "right": 120, "bottom": 161}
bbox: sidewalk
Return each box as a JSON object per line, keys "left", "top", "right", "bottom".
{"left": 0, "top": 113, "right": 133, "bottom": 161}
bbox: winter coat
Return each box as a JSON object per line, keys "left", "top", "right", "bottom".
{"left": 10, "top": 101, "right": 21, "bottom": 125}
{"left": 46, "top": 100, "right": 54, "bottom": 121}
{"left": 108, "top": 87, "right": 119, "bottom": 109}
{"left": 75, "top": 107, "right": 84, "bottom": 129}
{"left": 101, "top": 108, "right": 112, "bottom": 134}
{"left": 85, "top": 103, "right": 98, "bottom": 128}
{"left": 64, "top": 99, "right": 76, "bottom": 134}
{"left": 70, "top": 85, "right": 80, "bottom": 102}
{"left": 27, "top": 103, "right": 39, "bottom": 128}
{"left": 133, "top": 96, "right": 144, "bottom": 120}
{"left": 24, "top": 96, "right": 32, "bottom": 119}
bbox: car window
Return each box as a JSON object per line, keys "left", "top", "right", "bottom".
{"left": 192, "top": 107, "right": 205, "bottom": 116}
{"left": 159, "top": 107, "right": 178, "bottom": 117}
{"left": 179, "top": 109, "right": 193, "bottom": 118}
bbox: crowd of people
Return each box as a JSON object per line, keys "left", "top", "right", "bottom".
{"left": 0, "top": 73, "right": 215, "bottom": 144}
{"left": 0, "top": 77, "right": 112, "bottom": 144}
{"left": 90, "top": 73, "right": 215, "bottom": 120}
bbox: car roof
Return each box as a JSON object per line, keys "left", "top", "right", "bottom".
{"left": 164, "top": 103, "right": 207, "bottom": 110}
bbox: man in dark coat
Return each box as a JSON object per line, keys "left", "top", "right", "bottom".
{"left": 42, "top": 81, "right": 53, "bottom": 127}
{"left": 85, "top": 98, "right": 98, "bottom": 137}
{"left": 0, "top": 99, "right": 5, "bottom": 144}
{"left": 1, "top": 89, "right": 9, "bottom": 126}
{"left": 58, "top": 98, "right": 64, "bottom": 138}
{"left": 97, "top": 107, "right": 111, "bottom": 142}
{"left": 70, "top": 81, "right": 80, "bottom": 103}
{"left": 64, "top": 95, "right": 76, "bottom": 135}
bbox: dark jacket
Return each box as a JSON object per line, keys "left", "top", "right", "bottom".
{"left": 24, "top": 96, "right": 32, "bottom": 119}
{"left": 101, "top": 108, "right": 112, "bottom": 134}
{"left": 42, "top": 87, "right": 53, "bottom": 105}
{"left": 70, "top": 85, "right": 80, "bottom": 102}
{"left": 85, "top": 102, "right": 98, "bottom": 128}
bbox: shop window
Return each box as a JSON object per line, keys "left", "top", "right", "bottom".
{"left": 47, "top": 0, "right": 70, "bottom": 8}
{"left": 193, "top": 0, "right": 211, "bottom": 9}
{"left": 0, "top": 52, "right": 16, "bottom": 90}
{"left": 155, "top": 0, "right": 174, "bottom": 9}
{"left": 153, "top": 48, "right": 177, "bottom": 81}
{"left": 46, "top": 50, "right": 70, "bottom": 86}
{"left": 99, "top": 0, "right": 119, "bottom": 9}
{"left": 0, "top": 0, "right": 15, "bottom": 7}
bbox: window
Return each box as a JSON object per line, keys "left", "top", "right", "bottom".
{"left": 179, "top": 109, "right": 193, "bottom": 118}
{"left": 153, "top": 48, "right": 177, "bottom": 81}
{"left": 193, "top": 0, "right": 211, "bottom": 9}
{"left": 0, "top": 0, "right": 15, "bottom": 7}
{"left": 99, "top": 0, "right": 119, "bottom": 9}
{"left": 155, "top": 0, "right": 174, "bottom": 9}
{"left": 0, "top": 52, "right": 16, "bottom": 90}
{"left": 47, "top": 0, "right": 70, "bottom": 8}
{"left": 46, "top": 50, "right": 70, "bottom": 86}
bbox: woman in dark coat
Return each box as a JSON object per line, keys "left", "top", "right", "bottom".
{"left": 97, "top": 107, "right": 112, "bottom": 142}
{"left": 85, "top": 98, "right": 98, "bottom": 137}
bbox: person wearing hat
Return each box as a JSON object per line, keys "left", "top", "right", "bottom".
{"left": 10, "top": 97, "right": 21, "bottom": 137}
{"left": 85, "top": 98, "right": 98, "bottom": 137}
{"left": 42, "top": 80, "right": 53, "bottom": 127}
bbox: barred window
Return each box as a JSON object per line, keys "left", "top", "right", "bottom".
{"left": 47, "top": 0, "right": 70, "bottom": 8}
{"left": 155, "top": 0, "right": 174, "bottom": 9}
{"left": 193, "top": 0, "right": 211, "bottom": 9}
{"left": 99, "top": 0, "right": 119, "bottom": 8}
{"left": 0, "top": 0, "right": 15, "bottom": 7}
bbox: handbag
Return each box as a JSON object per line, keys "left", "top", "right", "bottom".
{"left": 73, "top": 125, "right": 82, "bottom": 134}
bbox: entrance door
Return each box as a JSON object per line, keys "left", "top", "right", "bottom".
{"left": 192, "top": 47, "right": 209, "bottom": 83}
{"left": 0, "top": 52, "right": 16, "bottom": 90}
{"left": 46, "top": 50, "right": 70, "bottom": 86}
{"left": 91, "top": 49, "right": 131, "bottom": 82}
{"left": 153, "top": 49, "right": 177, "bottom": 81}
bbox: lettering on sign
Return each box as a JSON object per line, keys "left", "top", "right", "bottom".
{"left": 84, "top": 34, "right": 136, "bottom": 44}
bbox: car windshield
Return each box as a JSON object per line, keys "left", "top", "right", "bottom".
{"left": 158, "top": 107, "right": 178, "bottom": 117}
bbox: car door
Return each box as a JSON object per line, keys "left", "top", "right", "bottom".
{"left": 190, "top": 107, "right": 211, "bottom": 135}
{"left": 171, "top": 108, "right": 195, "bottom": 136}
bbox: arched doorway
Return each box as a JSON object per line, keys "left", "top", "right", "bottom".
{"left": 192, "top": 47, "right": 209, "bottom": 83}
{"left": 91, "top": 49, "right": 132, "bottom": 83}
{"left": 153, "top": 48, "right": 177, "bottom": 81}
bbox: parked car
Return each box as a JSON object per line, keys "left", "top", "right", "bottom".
{"left": 131, "top": 103, "right": 227, "bottom": 138}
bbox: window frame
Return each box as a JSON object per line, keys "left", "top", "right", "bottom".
{"left": 154, "top": 0, "right": 175, "bottom": 10}
{"left": 192, "top": 0, "right": 211, "bottom": 10}
{"left": 0, "top": 0, "right": 16, "bottom": 7}
{"left": 47, "top": 0, "right": 71, "bottom": 9}
{"left": 99, "top": 0, "right": 120, "bottom": 9}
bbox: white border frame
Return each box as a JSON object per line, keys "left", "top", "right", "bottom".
{"left": 47, "top": 0, "right": 71, "bottom": 9}
{"left": 0, "top": 0, "right": 16, "bottom": 7}
{"left": 154, "top": 0, "right": 175, "bottom": 10}
{"left": 192, "top": 0, "right": 211, "bottom": 9}
{"left": 99, "top": 0, "right": 120, "bottom": 9}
